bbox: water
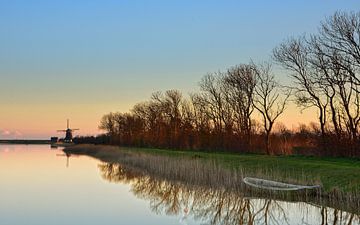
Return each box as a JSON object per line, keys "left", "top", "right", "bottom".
{"left": 0, "top": 144, "right": 359, "bottom": 225}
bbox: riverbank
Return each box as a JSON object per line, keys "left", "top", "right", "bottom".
{"left": 64, "top": 144, "right": 360, "bottom": 211}
{"left": 65, "top": 144, "right": 360, "bottom": 192}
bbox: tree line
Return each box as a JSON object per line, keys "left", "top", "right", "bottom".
{"left": 95, "top": 11, "right": 360, "bottom": 157}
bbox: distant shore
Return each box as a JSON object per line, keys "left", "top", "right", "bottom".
{"left": 0, "top": 139, "right": 51, "bottom": 144}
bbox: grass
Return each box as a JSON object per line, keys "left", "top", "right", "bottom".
{"left": 64, "top": 144, "right": 360, "bottom": 213}
{"left": 116, "top": 146, "right": 360, "bottom": 193}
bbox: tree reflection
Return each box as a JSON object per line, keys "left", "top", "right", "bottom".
{"left": 320, "top": 207, "right": 359, "bottom": 225}
{"left": 98, "top": 162, "right": 359, "bottom": 225}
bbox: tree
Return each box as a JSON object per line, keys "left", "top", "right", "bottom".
{"left": 319, "top": 11, "right": 360, "bottom": 86}
{"left": 275, "top": 11, "right": 360, "bottom": 156}
{"left": 274, "top": 37, "right": 329, "bottom": 149}
{"left": 99, "top": 113, "right": 116, "bottom": 144}
{"left": 252, "top": 63, "right": 290, "bottom": 154}
{"left": 199, "top": 73, "right": 225, "bottom": 134}
{"left": 223, "top": 64, "right": 257, "bottom": 149}
{"left": 317, "top": 11, "right": 360, "bottom": 149}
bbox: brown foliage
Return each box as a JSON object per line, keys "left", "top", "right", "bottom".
{"left": 96, "top": 11, "right": 360, "bottom": 157}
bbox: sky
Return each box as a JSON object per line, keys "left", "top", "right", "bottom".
{"left": 0, "top": 0, "right": 359, "bottom": 139}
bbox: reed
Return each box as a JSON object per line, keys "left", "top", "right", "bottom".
{"left": 64, "top": 144, "right": 360, "bottom": 213}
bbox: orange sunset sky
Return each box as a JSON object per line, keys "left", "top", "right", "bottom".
{"left": 1, "top": 1, "right": 355, "bottom": 139}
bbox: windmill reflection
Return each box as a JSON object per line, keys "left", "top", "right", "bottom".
{"left": 56, "top": 152, "right": 72, "bottom": 168}
{"left": 98, "top": 163, "right": 359, "bottom": 225}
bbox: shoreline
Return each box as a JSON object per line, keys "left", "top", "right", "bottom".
{"left": 64, "top": 144, "right": 360, "bottom": 213}
{"left": 0, "top": 140, "right": 51, "bottom": 145}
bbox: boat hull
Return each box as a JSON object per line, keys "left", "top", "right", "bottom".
{"left": 243, "top": 177, "right": 321, "bottom": 191}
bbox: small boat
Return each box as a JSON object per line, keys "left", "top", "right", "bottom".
{"left": 243, "top": 177, "right": 321, "bottom": 191}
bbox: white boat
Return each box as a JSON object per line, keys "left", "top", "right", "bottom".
{"left": 243, "top": 177, "right": 321, "bottom": 191}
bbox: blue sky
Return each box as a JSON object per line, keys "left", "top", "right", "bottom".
{"left": 0, "top": 0, "right": 359, "bottom": 138}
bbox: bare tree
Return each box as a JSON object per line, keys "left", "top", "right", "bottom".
{"left": 99, "top": 112, "right": 116, "bottom": 144}
{"left": 274, "top": 37, "right": 329, "bottom": 149}
{"left": 319, "top": 11, "right": 360, "bottom": 86}
{"left": 317, "top": 12, "right": 360, "bottom": 150}
{"left": 274, "top": 11, "right": 360, "bottom": 155}
{"left": 199, "top": 73, "right": 225, "bottom": 134}
{"left": 223, "top": 64, "right": 257, "bottom": 149}
{"left": 252, "top": 63, "right": 290, "bottom": 154}
{"left": 150, "top": 90, "right": 183, "bottom": 148}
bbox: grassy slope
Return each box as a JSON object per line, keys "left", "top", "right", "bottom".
{"left": 118, "top": 146, "right": 360, "bottom": 193}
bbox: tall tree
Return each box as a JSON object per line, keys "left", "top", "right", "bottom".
{"left": 223, "top": 64, "right": 257, "bottom": 149}
{"left": 274, "top": 37, "right": 329, "bottom": 149}
{"left": 252, "top": 63, "right": 290, "bottom": 154}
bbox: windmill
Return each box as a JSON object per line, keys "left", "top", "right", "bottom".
{"left": 57, "top": 119, "right": 79, "bottom": 143}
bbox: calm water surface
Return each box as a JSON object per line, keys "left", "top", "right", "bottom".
{"left": 0, "top": 144, "right": 358, "bottom": 225}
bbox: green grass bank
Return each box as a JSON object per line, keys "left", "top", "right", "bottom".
{"left": 65, "top": 144, "right": 360, "bottom": 194}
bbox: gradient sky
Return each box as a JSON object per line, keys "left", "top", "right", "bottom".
{"left": 1, "top": 1, "right": 359, "bottom": 139}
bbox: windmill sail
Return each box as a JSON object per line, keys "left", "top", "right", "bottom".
{"left": 56, "top": 119, "right": 79, "bottom": 143}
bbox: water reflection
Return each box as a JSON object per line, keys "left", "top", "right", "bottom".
{"left": 56, "top": 152, "right": 72, "bottom": 167}
{"left": 99, "top": 163, "right": 359, "bottom": 225}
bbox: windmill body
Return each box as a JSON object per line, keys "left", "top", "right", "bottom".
{"left": 56, "top": 119, "right": 79, "bottom": 144}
